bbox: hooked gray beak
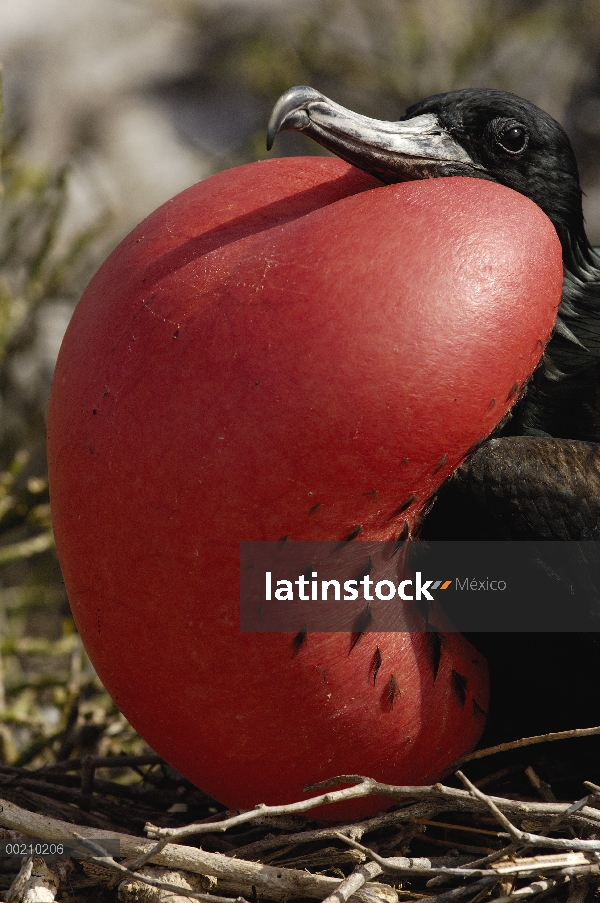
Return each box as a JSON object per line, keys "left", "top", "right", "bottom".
{"left": 267, "top": 85, "right": 482, "bottom": 184}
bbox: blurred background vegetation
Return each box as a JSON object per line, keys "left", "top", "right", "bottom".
{"left": 1, "top": 0, "right": 600, "bottom": 768}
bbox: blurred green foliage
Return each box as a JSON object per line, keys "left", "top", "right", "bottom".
{"left": 0, "top": 79, "right": 146, "bottom": 767}
{"left": 176, "top": 0, "right": 600, "bottom": 217}
{"left": 0, "top": 146, "right": 108, "bottom": 451}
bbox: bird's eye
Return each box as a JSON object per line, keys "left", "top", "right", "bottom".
{"left": 498, "top": 125, "right": 527, "bottom": 153}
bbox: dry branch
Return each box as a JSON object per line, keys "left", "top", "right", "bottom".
{"left": 452, "top": 726, "right": 600, "bottom": 767}
{"left": 0, "top": 796, "right": 397, "bottom": 903}
{"left": 144, "top": 775, "right": 600, "bottom": 845}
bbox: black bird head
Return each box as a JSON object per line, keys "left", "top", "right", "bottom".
{"left": 268, "top": 86, "right": 584, "bottom": 265}
{"left": 268, "top": 86, "right": 600, "bottom": 438}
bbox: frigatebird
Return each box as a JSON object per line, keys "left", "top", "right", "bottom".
{"left": 267, "top": 87, "right": 600, "bottom": 749}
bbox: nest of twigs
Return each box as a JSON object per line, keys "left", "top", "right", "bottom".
{"left": 3, "top": 726, "right": 600, "bottom": 903}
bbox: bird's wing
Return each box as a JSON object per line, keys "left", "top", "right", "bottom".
{"left": 421, "top": 436, "right": 600, "bottom": 541}
{"left": 421, "top": 436, "right": 600, "bottom": 747}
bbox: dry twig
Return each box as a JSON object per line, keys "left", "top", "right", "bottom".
{"left": 0, "top": 796, "right": 396, "bottom": 903}
{"left": 452, "top": 726, "right": 600, "bottom": 767}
